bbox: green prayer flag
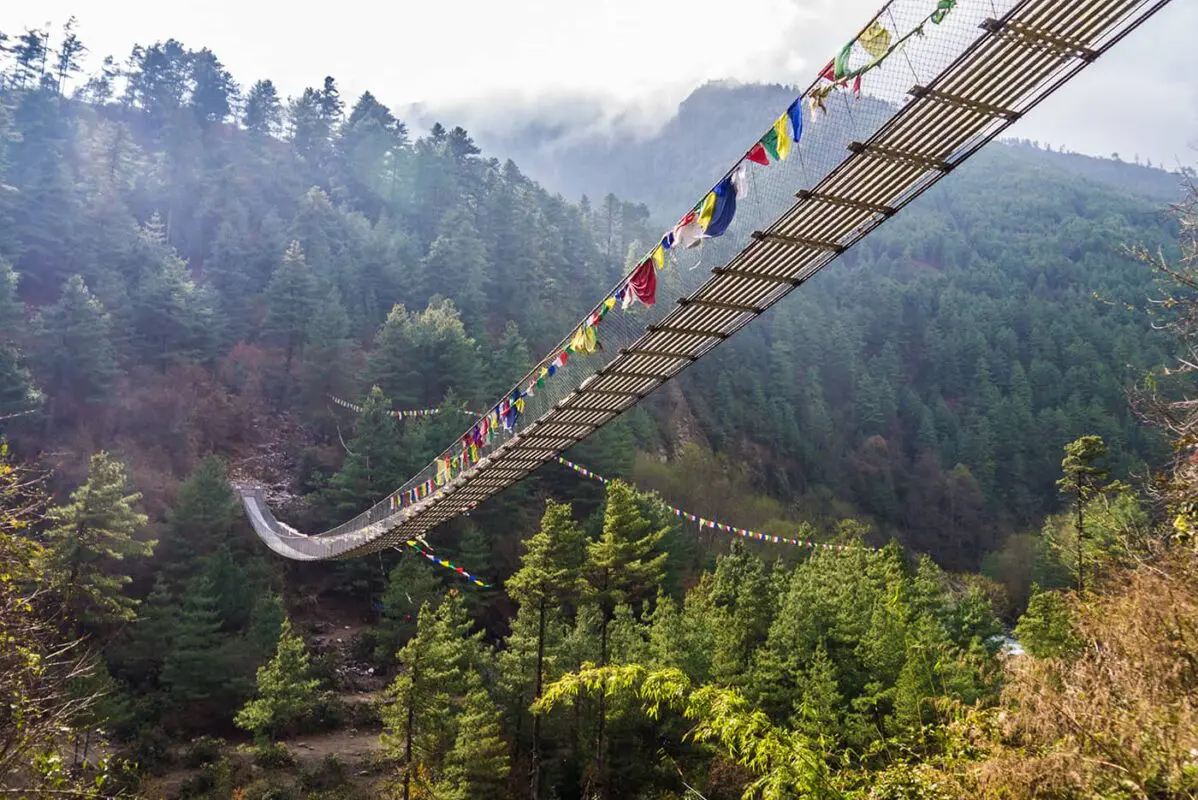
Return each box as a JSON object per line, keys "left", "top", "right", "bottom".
{"left": 760, "top": 128, "right": 781, "bottom": 161}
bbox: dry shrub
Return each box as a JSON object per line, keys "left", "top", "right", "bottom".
{"left": 958, "top": 554, "right": 1198, "bottom": 799}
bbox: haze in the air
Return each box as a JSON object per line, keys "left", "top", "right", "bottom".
{"left": 4, "top": 0, "right": 1197, "bottom": 166}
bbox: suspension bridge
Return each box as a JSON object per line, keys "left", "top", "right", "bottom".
{"left": 240, "top": 0, "right": 1175, "bottom": 560}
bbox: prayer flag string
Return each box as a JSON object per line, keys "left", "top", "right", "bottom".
{"left": 328, "top": 394, "right": 477, "bottom": 420}
{"left": 552, "top": 456, "right": 873, "bottom": 552}
{"left": 397, "top": 540, "right": 491, "bottom": 588}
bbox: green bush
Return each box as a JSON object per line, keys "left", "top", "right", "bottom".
{"left": 251, "top": 741, "right": 296, "bottom": 769}
{"left": 130, "top": 725, "right": 174, "bottom": 774}
{"left": 241, "top": 779, "right": 300, "bottom": 800}
{"left": 182, "top": 735, "right": 223, "bottom": 768}
{"left": 300, "top": 754, "right": 348, "bottom": 792}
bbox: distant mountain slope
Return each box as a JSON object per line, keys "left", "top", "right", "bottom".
{"left": 471, "top": 81, "right": 1187, "bottom": 214}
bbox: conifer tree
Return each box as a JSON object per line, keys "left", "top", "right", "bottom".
{"left": 300, "top": 287, "right": 353, "bottom": 419}
{"left": 1057, "top": 435, "right": 1109, "bottom": 593}
{"left": 160, "top": 574, "right": 227, "bottom": 713}
{"left": 32, "top": 275, "right": 117, "bottom": 417}
{"left": 582, "top": 480, "right": 668, "bottom": 797}
{"left": 375, "top": 555, "right": 441, "bottom": 667}
{"left": 107, "top": 576, "right": 175, "bottom": 691}
{"left": 383, "top": 593, "right": 487, "bottom": 800}
{"left": 0, "top": 347, "right": 39, "bottom": 420}
{"left": 437, "top": 682, "right": 511, "bottom": 800}
{"left": 487, "top": 320, "right": 532, "bottom": 399}
{"left": 161, "top": 456, "right": 238, "bottom": 572}
{"left": 187, "top": 48, "right": 236, "bottom": 125}
{"left": 130, "top": 216, "right": 217, "bottom": 370}
{"left": 505, "top": 500, "right": 586, "bottom": 798}
{"left": 242, "top": 79, "right": 282, "bottom": 138}
{"left": 366, "top": 299, "right": 481, "bottom": 408}
{"left": 327, "top": 385, "right": 404, "bottom": 516}
{"left": 262, "top": 240, "right": 320, "bottom": 373}
{"left": 420, "top": 209, "right": 488, "bottom": 324}
{"left": 243, "top": 592, "right": 286, "bottom": 662}
{"left": 235, "top": 617, "right": 321, "bottom": 741}
{"left": 43, "top": 451, "right": 152, "bottom": 629}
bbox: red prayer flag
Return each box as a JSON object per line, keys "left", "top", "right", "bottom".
{"left": 746, "top": 143, "right": 769, "bottom": 166}
{"left": 628, "top": 258, "right": 657, "bottom": 307}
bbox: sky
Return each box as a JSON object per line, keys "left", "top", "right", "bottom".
{"left": 3, "top": 0, "right": 1196, "bottom": 167}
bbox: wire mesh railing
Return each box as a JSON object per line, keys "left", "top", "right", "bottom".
{"left": 241, "top": 0, "right": 1171, "bottom": 560}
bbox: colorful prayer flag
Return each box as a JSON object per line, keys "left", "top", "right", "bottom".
{"left": 746, "top": 142, "right": 769, "bottom": 165}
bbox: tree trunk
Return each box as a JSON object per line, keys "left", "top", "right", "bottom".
{"left": 1076, "top": 490, "right": 1085, "bottom": 594}
{"left": 595, "top": 611, "right": 609, "bottom": 800}
{"left": 530, "top": 598, "right": 546, "bottom": 800}
{"left": 403, "top": 659, "right": 418, "bottom": 800}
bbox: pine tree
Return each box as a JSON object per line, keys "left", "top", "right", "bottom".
{"left": 327, "top": 386, "right": 404, "bottom": 517}
{"left": 582, "top": 480, "right": 668, "bottom": 798}
{"left": 32, "top": 275, "right": 117, "bottom": 417}
{"left": 375, "top": 555, "right": 442, "bottom": 667}
{"left": 43, "top": 451, "right": 152, "bottom": 629}
{"left": 366, "top": 299, "right": 481, "bottom": 408}
{"left": 200, "top": 543, "right": 268, "bottom": 632}
{"left": 107, "top": 577, "right": 175, "bottom": 690}
{"left": 1014, "top": 586, "right": 1079, "bottom": 658}
{"left": 0, "top": 258, "right": 39, "bottom": 418}
{"left": 505, "top": 500, "right": 586, "bottom": 798}
{"left": 382, "top": 594, "right": 487, "bottom": 800}
{"left": 287, "top": 87, "right": 330, "bottom": 163}
{"left": 1057, "top": 435, "right": 1109, "bottom": 592}
{"left": 487, "top": 320, "right": 532, "bottom": 398}
{"left": 235, "top": 617, "right": 321, "bottom": 741}
{"left": 262, "top": 240, "right": 320, "bottom": 373}
{"left": 129, "top": 215, "right": 218, "bottom": 371}
{"left": 162, "top": 456, "right": 238, "bottom": 572}
{"left": 437, "top": 682, "right": 511, "bottom": 800}
{"left": 451, "top": 522, "right": 492, "bottom": 616}
{"left": 243, "top": 79, "right": 282, "bottom": 137}
{"left": 188, "top": 48, "right": 236, "bottom": 125}
{"left": 160, "top": 574, "right": 227, "bottom": 712}
{"left": 420, "top": 209, "right": 488, "bottom": 323}
{"left": 300, "top": 287, "right": 352, "bottom": 419}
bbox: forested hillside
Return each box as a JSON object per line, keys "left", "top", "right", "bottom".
{"left": 1, "top": 19, "right": 1195, "bottom": 800}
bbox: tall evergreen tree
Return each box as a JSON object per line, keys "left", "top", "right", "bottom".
{"left": 366, "top": 299, "right": 481, "bottom": 408}
{"left": 159, "top": 574, "right": 230, "bottom": 721}
{"left": 0, "top": 257, "right": 39, "bottom": 418}
{"left": 235, "top": 617, "right": 321, "bottom": 741}
{"left": 187, "top": 47, "right": 236, "bottom": 125}
{"left": 43, "top": 451, "right": 152, "bottom": 629}
{"left": 242, "top": 79, "right": 282, "bottom": 137}
{"left": 162, "top": 456, "right": 238, "bottom": 571}
{"left": 437, "top": 682, "right": 511, "bottom": 800}
{"left": 375, "top": 555, "right": 442, "bottom": 667}
{"left": 262, "top": 240, "right": 320, "bottom": 373}
{"left": 383, "top": 593, "right": 487, "bottom": 800}
{"left": 327, "top": 386, "right": 404, "bottom": 516}
{"left": 32, "top": 275, "right": 117, "bottom": 418}
{"left": 1057, "top": 435, "right": 1110, "bottom": 593}
{"left": 300, "top": 287, "right": 353, "bottom": 419}
{"left": 505, "top": 500, "right": 587, "bottom": 798}
{"left": 582, "top": 480, "right": 668, "bottom": 798}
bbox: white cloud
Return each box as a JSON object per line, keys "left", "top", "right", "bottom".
{"left": 2, "top": 0, "right": 1193, "bottom": 164}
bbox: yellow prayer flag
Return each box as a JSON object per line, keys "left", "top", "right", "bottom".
{"left": 651, "top": 243, "right": 665, "bottom": 270}
{"left": 570, "top": 325, "right": 599, "bottom": 355}
{"left": 773, "top": 115, "right": 792, "bottom": 161}
{"left": 697, "top": 191, "right": 717, "bottom": 230}
{"left": 859, "top": 21, "right": 892, "bottom": 60}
